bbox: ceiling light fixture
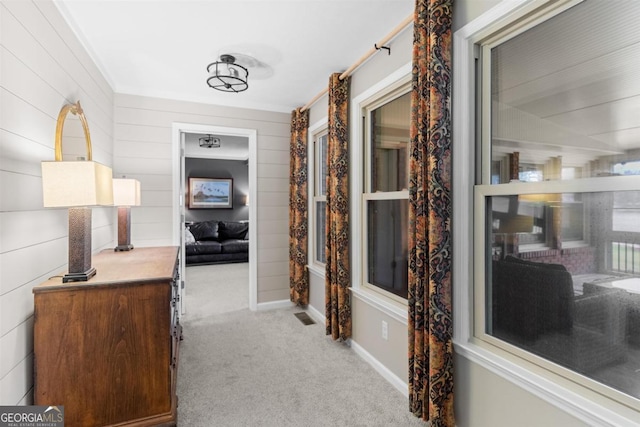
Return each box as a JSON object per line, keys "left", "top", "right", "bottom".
{"left": 206, "top": 54, "right": 248, "bottom": 93}
{"left": 199, "top": 135, "right": 221, "bottom": 148}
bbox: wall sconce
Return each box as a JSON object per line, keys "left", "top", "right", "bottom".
{"left": 41, "top": 101, "right": 113, "bottom": 283}
{"left": 113, "top": 178, "right": 141, "bottom": 251}
{"left": 244, "top": 194, "right": 249, "bottom": 206}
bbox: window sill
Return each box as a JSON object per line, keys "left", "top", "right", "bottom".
{"left": 306, "top": 265, "right": 407, "bottom": 324}
{"left": 306, "top": 264, "right": 325, "bottom": 278}
{"left": 350, "top": 287, "right": 407, "bottom": 324}
{"left": 454, "top": 339, "right": 639, "bottom": 426}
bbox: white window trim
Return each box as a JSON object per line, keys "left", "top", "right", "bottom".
{"left": 351, "top": 62, "right": 412, "bottom": 322}
{"left": 453, "top": 0, "right": 639, "bottom": 425}
{"left": 308, "top": 117, "right": 328, "bottom": 273}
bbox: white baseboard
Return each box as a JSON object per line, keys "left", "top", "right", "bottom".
{"left": 256, "top": 299, "right": 294, "bottom": 311}
{"left": 305, "top": 304, "right": 326, "bottom": 324}
{"left": 350, "top": 339, "right": 409, "bottom": 398}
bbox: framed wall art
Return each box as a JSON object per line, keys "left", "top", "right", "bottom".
{"left": 188, "top": 177, "right": 233, "bottom": 209}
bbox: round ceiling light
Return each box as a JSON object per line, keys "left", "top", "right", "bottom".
{"left": 206, "top": 54, "right": 249, "bottom": 93}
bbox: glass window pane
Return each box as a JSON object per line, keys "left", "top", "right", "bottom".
{"left": 486, "top": 191, "right": 640, "bottom": 400}
{"left": 489, "top": 0, "right": 640, "bottom": 184}
{"left": 317, "top": 134, "right": 328, "bottom": 196}
{"left": 370, "top": 92, "right": 410, "bottom": 192}
{"left": 367, "top": 199, "right": 408, "bottom": 298}
{"left": 316, "top": 201, "right": 326, "bottom": 264}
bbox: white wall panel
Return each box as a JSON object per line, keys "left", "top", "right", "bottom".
{"left": 256, "top": 206, "right": 288, "bottom": 220}
{"left": 258, "top": 219, "right": 288, "bottom": 235}
{"left": 257, "top": 233, "right": 289, "bottom": 249}
{"left": 258, "top": 149, "right": 290, "bottom": 165}
{"left": 257, "top": 247, "right": 288, "bottom": 264}
{"left": 0, "top": 210, "right": 67, "bottom": 253}
{"left": 0, "top": 238, "right": 66, "bottom": 295}
{"left": 0, "top": 0, "right": 115, "bottom": 405}
{"left": 114, "top": 93, "right": 290, "bottom": 307}
{"left": 0, "top": 317, "right": 33, "bottom": 383}
{"left": 0, "top": 130, "right": 52, "bottom": 176}
{"left": 257, "top": 191, "right": 289, "bottom": 207}
{"left": 0, "top": 89, "right": 57, "bottom": 149}
{"left": 116, "top": 124, "right": 172, "bottom": 143}
{"left": 115, "top": 157, "right": 172, "bottom": 175}
{"left": 115, "top": 140, "right": 171, "bottom": 160}
{"left": 0, "top": 354, "right": 33, "bottom": 406}
{"left": 258, "top": 288, "right": 289, "bottom": 304}
{"left": 137, "top": 190, "right": 172, "bottom": 207}
{"left": 257, "top": 261, "right": 288, "bottom": 278}
{"left": 257, "top": 163, "right": 289, "bottom": 178}
{"left": 0, "top": 171, "right": 43, "bottom": 212}
{"left": 258, "top": 178, "right": 288, "bottom": 193}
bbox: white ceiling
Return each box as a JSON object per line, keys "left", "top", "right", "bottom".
{"left": 54, "top": 0, "right": 414, "bottom": 113}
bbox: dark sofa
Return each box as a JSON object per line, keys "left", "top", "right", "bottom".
{"left": 492, "top": 256, "right": 628, "bottom": 373}
{"left": 185, "top": 220, "right": 248, "bottom": 265}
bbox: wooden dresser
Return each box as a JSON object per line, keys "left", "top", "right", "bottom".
{"left": 33, "top": 246, "right": 181, "bottom": 427}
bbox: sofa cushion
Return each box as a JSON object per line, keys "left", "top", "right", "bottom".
{"left": 189, "top": 220, "right": 219, "bottom": 241}
{"left": 186, "top": 241, "right": 222, "bottom": 256}
{"left": 221, "top": 239, "right": 249, "bottom": 253}
{"left": 219, "top": 221, "right": 248, "bottom": 240}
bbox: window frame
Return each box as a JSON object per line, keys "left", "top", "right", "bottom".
{"left": 349, "top": 63, "right": 413, "bottom": 323}
{"left": 453, "top": 0, "right": 640, "bottom": 423}
{"left": 361, "top": 82, "right": 411, "bottom": 304}
{"left": 308, "top": 119, "right": 328, "bottom": 272}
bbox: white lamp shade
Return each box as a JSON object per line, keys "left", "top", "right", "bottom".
{"left": 113, "top": 178, "right": 141, "bottom": 206}
{"left": 42, "top": 160, "right": 114, "bottom": 207}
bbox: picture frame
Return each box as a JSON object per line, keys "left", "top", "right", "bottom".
{"left": 188, "top": 177, "right": 233, "bottom": 209}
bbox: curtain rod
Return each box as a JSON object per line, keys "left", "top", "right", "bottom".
{"left": 300, "top": 13, "right": 414, "bottom": 113}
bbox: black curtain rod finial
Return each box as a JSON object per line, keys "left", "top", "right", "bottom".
{"left": 375, "top": 44, "right": 391, "bottom": 55}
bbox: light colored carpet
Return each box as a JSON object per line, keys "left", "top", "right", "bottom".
{"left": 183, "top": 262, "right": 249, "bottom": 319}
{"left": 177, "top": 263, "right": 425, "bottom": 426}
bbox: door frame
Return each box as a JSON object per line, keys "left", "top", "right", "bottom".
{"left": 171, "top": 122, "right": 258, "bottom": 312}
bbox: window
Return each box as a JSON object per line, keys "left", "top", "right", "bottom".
{"left": 312, "top": 131, "right": 328, "bottom": 265}
{"left": 475, "top": 0, "right": 640, "bottom": 406}
{"left": 363, "top": 88, "right": 410, "bottom": 300}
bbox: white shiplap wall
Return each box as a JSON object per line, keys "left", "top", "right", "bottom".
{"left": 0, "top": 0, "right": 115, "bottom": 404}
{"left": 113, "top": 94, "right": 291, "bottom": 303}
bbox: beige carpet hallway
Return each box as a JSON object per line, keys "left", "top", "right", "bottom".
{"left": 177, "top": 263, "right": 425, "bottom": 426}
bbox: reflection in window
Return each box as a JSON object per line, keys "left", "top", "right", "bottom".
{"left": 486, "top": 191, "right": 640, "bottom": 399}
{"left": 364, "top": 88, "right": 410, "bottom": 300}
{"left": 370, "top": 92, "right": 410, "bottom": 192}
{"left": 367, "top": 199, "right": 408, "bottom": 298}
{"left": 476, "top": 0, "right": 640, "bottom": 407}
{"left": 313, "top": 133, "right": 328, "bottom": 265}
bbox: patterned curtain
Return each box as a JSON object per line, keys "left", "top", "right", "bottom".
{"left": 408, "top": 0, "right": 454, "bottom": 426}
{"left": 289, "top": 108, "right": 309, "bottom": 305}
{"left": 325, "top": 73, "right": 351, "bottom": 340}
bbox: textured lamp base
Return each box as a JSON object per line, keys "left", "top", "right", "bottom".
{"left": 115, "top": 206, "right": 134, "bottom": 251}
{"left": 62, "top": 267, "right": 97, "bottom": 283}
{"left": 64, "top": 207, "right": 95, "bottom": 283}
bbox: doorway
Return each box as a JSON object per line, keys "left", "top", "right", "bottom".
{"left": 171, "top": 123, "right": 258, "bottom": 314}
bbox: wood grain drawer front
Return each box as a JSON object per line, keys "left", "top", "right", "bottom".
{"left": 34, "top": 282, "right": 173, "bottom": 426}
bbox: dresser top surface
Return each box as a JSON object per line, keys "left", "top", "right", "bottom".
{"left": 34, "top": 246, "right": 179, "bottom": 292}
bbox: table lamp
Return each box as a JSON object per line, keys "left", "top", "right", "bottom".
{"left": 113, "top": 178, "right": 141, "bottom": 251}
{"left": 41, "top": 101, "right": 113, "bottom": 283}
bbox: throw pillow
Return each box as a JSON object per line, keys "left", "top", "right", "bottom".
{"left": 185, "top": 228, "right": 196, "bottom": 244}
